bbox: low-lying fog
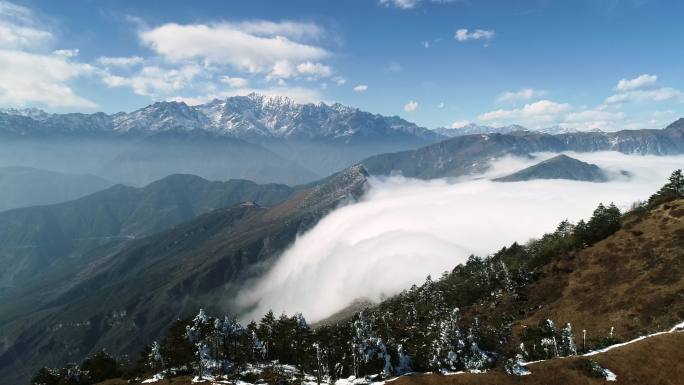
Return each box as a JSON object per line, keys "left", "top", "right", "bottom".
{"left": 238, "top": 152, "right": 684, "bottom": 322}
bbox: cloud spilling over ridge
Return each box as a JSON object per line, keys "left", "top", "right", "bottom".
{"left": 238, "top": 152, "right": 684, "bottom": 322}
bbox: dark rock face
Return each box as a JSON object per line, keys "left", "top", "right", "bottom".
{"left": 494, "top": 154, "right": 608, "bottom": 182}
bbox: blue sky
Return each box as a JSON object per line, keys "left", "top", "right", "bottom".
{"left": 0, "top": 0, "right": 683, "bottom": 131}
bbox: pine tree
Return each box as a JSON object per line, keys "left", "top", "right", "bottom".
{"left": 396, "top": 344, "right": 412, "bottom": 375}
{"left": 559, "top": 323, "right": 577, "bottom": 356}
{"left": 573, "top": 219, "right": 589, "bottom": 248}
{"left": 504, "top": 353, "right": 530, "bottom": 376}
{"left": 462, "top": 318, "right": 493, "bottom": 372}
{"left": 649, "top": 169, "right": 684, "bottom": 206}
{"left": 258, "top": 310, "right": 277, "bottom": 360}
{"left": 160, "top": 319, "right": 195, "bottom": 371}
{"left": 148, "top": 341, "right": 163, "bottom": 374}
{"left": 429, "top": 307, "right": 465, "bottom": 372}
{"left": 31, "top": 367, "right": 60, "bottom": 385}
{"left": 538, "top": 319, "right": 559, "bottom": 359}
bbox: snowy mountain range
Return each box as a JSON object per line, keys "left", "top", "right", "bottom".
{"left": 0, "top": 94, "right": 447, "bottom": 179}
{"left": 0, "top": 93, "right": 441, "bottom": 143}
{"left": 434, "top": 123, "right": 582, "bottom": 137}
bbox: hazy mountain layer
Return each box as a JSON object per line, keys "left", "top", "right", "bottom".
{"left": 0, "top": 174, "right": 295, "bottom": 299}
{"left": 0, "top": 135, "right": 320, "bottom": 186}
{"left": 363, "top": 119, "right": 684, "bottom": 179}
{"left": 0, "top": 166, "right": 113, "bottom": 212}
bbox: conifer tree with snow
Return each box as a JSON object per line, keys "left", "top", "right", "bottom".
{"left": 538, "top": 319, "right": 560, "bottom": 359}
{"left": 462, "top": 318, "right": 494, "bottom": 372}
{"left": 429, "top": 307, "right": 465, "bottom": 372}
{"left": 504, "top": 353, "right": 530, "bottom": 376}
{"left": 148, "top": 341, "right": 163, "bottom": 374}
{"left": 559, "top": 323, "right": 577, "bottom": 356}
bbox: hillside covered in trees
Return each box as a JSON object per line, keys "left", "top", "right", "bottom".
{"left": 31, "top": 170, "right": 684, "bottom": 385}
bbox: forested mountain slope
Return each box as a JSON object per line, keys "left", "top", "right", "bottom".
{"left": 33, "top": 171, "right": 684, "bottom": 385}
{"left": 0, "top": 174, "right": 295, "bottom": 298}
{"left": 0, "top": 167, "right": 369, "bottom": 385}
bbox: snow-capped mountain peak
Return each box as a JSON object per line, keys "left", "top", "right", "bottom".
{"left": 0, "top": 107, "right": 52, "bottom": 121}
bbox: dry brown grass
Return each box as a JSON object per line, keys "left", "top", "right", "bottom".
{"left": 520, "top": 199, "right": 684, "bottom": 343}
{"left": 391, "top": 332, "right": 684, "bottom": 385}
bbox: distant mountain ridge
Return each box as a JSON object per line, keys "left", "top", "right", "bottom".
{"left": 362, "top": 118, "right": 684, "bottom": 179}
{"left": 0, "top": 174, "right": 296, "bottom": 298}
{"left": 0, "top": 166, "right": 113, "bottom": 212}
{"left": 494, "top": 154, "right": 608, "bottom": 182}
{"left": 433, "top": 123, "right": 579, "bottom": 137}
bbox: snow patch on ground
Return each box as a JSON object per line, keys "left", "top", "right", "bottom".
{"left": 334, "top": 376, "right": 385, "bottom": 385}
{"left": 520, "top": 320, "right": 684, "bottom": 365}
{"left": 141, "top": 373, "right": 165, "bottom": 383}
{"left": 603, "top": 368, "right": 617, "bottom": 382}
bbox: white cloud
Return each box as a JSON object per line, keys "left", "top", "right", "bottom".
{"left": 228, "top": 20, "right": 323, "bottom": 40}
{"left": 455, "top": 28, "right": 495, "bottom": 41}
{"left": 386, "top": 61, "right": 402, "bottom": 73}
{"left": 451, "top": 120, "right": 469, "bottom": 128}
{"left": 296, "top": 61, "right": 332, "bottom": 78}
{"left": 0, "top": 1, "right": 52, "bottom": 50}
{"left": 496, "top": 88, "right": 545, "bottom": 104}
{"left": 96, "top": 56, "right": 144, "bottom": 68}
{"left": 267, "top": 60, "right": 296, "bottom": 80}
{"left": 101, "top": 64, "right": 202, "bottom": 97}
{"left": 478, "top": 99, "right": 628, "bottom": 131}
{"left": 220, "top": 76, "right": 249, "bottom": 88}
{"left": 52, "top": 48, "right": 79, "bottom": 58}
{"left": 266, "top": 60, "right": 332, "bottom": 81}
{"left": 437, "top": 102, "right": 445, "bottom": 108}
{"left": 0, "top": 2, "right": 96, "bottom": 109}
{"left": 605, "top": 87, "right": 683, "bottom": 105}
{"left": 238, "top": 152, "right": 684, "bottom": 322}
{"left": 335, "top": 77, "right": 347, "bottom": 86}
{"left": 379, "top": 0, "right": 461, "bottom": 9}
{"left": 564, "top": 110, "right": 626, "bottom": 130}
{"left": 353, "top": 84, "right": 368, "bottom": 92}
{"left": 0, "top": 49, "right": 96, "bottom": 108}
{"left": 479, "top": 99, "right": 571, "bottom": 123}
{"left": 139, "top": 22, "right": 329, "bottom": 74}
{"left": 605, "top": 73, "right": 683, "bottom": 105}
{"left": 404, "top": 100, "right": 418, "bottom": 112}
{"left": 379, "top": 0, "right": 420, "bottom": 9}
{"left": 615, "top": 74, "right": 657, "bottom": 92}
